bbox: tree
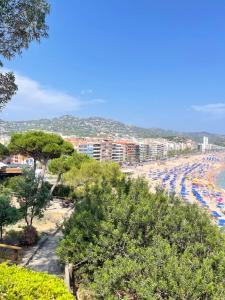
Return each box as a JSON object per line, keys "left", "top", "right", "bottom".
{"left": 9, "top": 170, "right": 51, "bottom": 226}
{"left": 48, "top": 152, "right": 89, "bottom": 195}
{"left": 0, "top": 0, "right": 50, "bottom": 109}
{"left": 8, "top": 131, "right": 74, "bottom": 175}
{"left": 64, "top": 159, "right": 124, "bottom": 190}
{"left": 0, "top": 142, "right": 9, "bottom": 160}
{"left": 0, "top": 194, "right": 20, "bottom": 240}
{"left": 58, "top": 177, "right": 225, "bottom": 299}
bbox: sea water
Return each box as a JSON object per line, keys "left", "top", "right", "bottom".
{"left": 217, "top": 166, "right": 225, "bottom": 190}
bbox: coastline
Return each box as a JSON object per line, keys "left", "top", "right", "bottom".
{"left": 131, "top": 153, "right": 225, "bottom": 223}
{"left": 209, "top": 160, "right": 225, "bottom": 193}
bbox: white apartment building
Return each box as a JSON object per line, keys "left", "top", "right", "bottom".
{"left": 139, "top": 143, "right": 150, "bottom": 162}
{"left": 112, "top": 143, "right": 126, "bottom": 163}
{"left": 149, "top": 142, "right": 166, "bottom": 159}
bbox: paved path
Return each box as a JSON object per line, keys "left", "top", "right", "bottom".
{"left": 27, "top": 231, "right": 64, "bottom": 276}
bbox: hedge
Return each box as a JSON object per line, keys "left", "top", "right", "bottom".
{"left": 0, "top": 263, "right": 74, "bottom": 299}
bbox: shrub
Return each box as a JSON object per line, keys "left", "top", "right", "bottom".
{"left": 0, "top": 263, "right": 73, "bottom": 299}
{"left": 4, "top": 230, "right": 22, "bottom": 246}
{"left": 52, "top": 184, "right": 72, "bottom": 199}
{"left": 58, "top": 177, "right": 225, "bottom": 299}
{"left": 20, "top": 226, "right": 38, "bottom": 246}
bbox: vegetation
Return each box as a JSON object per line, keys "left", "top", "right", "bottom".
{"left": 65, "top": 159, "right": 124, "bottom": 188}
{"left": 0, "top": 0, "right": 50, "bottom": 109}
{"left": 167, "top": 148, "right": 195, "bottom": 157}
{"left": 0, "top": 131, "right": 74, "bottom": 243}
{"left": 0, "top": 263, "right": 73, "bottom": 299}
{"left": 0, "top": 194, "right": 20, "bottom": 240}
{"left": 0, "top": 143, "right": 9, "bottom": 160}
{"left": 0, "top": 115, "right": 224, "bottom": 145}
{"left": 8, "top": 170, "right": 51, "bottom": 227}
{"left": 48, "top": 152, "right": 89, "bottom": 195}
{"left": 20, "top": 225, "right": 38, "bottom": 246}
{"left": 58, "top": 177, "right": 225, "bottom": 299}
{"left": 8, "top": 131, "right": 74, "bottom": 172}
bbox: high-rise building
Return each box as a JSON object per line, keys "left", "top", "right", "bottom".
{"left": 65, "top": 138, "right": 112, "bottom": 162}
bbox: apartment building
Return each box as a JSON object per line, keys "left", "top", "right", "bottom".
{"left": 65, "top": 136, "right": 198, "bottom": 164}
{"left": 10, "top": 154, "right": 33, "bottom": 166}
{"left": 139, "top": 143, "right": 151, "bottom": 162}
{"left": 124, "top": 142, "right": 139, "bottom": 163}
{"left": 100, "top": 140, "right": 113, "bottom": 162}
{"left": 65, "top": 138, "right": 112, "bottom": 162}
{"left": 148, "top": 142, "right": 166, "bottom": 160}
{"left": 112, "top": 143, "right": 125, "bottom": 163}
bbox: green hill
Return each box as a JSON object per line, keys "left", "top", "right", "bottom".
{"left": 1, "top": 115, "right": 224, "bottom": 145}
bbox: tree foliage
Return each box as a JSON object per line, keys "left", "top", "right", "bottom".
{"left": 9, "top": 169, "right": 51, "bottom": 226}
{"left": 0, "top": 142, "right": 9, "bottom": 160}
{"left": 0, "top": 0, "right": 50, "bottom": 109}
{"left": 0, "top": 71, "right": 17, "bottom": 109}
{"left": 8, "top": 131, "right": 74, "bottom": 170}
{"left": 64, "top": 159, "right": 124, "bottom": 189}
{"left": 48, "top": 152, "right": 89, "bottom": 195}
{"left": 58, "top": 177, "right": 225, "bottom": 299}
{"left": 0, "top": 194, "right": 20, "bottom": 240}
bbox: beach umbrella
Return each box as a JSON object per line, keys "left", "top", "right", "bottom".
{"left": 212, "top": 211, "right": 221, "bottom": 218}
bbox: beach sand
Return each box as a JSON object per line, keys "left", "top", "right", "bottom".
{"left": 126, "top": 153, "right": 225, "bottom": 224}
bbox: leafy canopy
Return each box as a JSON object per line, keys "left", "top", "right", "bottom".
{"left": 0, "top": 0, "right": 50, "bottom": 109}
{"left": 64, "top": 159, "right": 124, "bottom": 188}
{"left": 8, "top": 131, "right": 74, "bottom": 164}
{"left": 48, "top": 152, "right": 90, "bottom": 195}
{"left": 58, "top": 177, "right": 225, "bottom": 299}
{"left": 48, "top": 152, "right": 89, "bottom": 176}
{"left": 9, "top": 169, "right": 51, "bottom": 226}
{"left": 0, "top": 194, "right": 20, "bottom": 240}
{"left": 0, "top": 142, "right": 9, "bottom": 160}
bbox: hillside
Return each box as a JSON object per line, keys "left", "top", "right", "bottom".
{"left": 0, "top": 115, "right": 225, "bottom": 145}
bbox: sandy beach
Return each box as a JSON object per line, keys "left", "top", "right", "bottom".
{"left": 128, "top": 153, "right": 225, "bottom": 226}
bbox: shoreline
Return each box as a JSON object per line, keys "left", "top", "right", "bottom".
{"left": 131, "top": 153, "right": 225, "bottom": 225}
{"left": 209, "top": 162, "right": 225, "bottom": 196}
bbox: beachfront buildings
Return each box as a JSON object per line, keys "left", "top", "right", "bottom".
{"left": 198, "top": 136, "right": 225, "bottom": 153}
{"left": 199, "top": 136, "right": 210, "bottom": 152}
{"left": 65, "top": 137, "right": 196, "bottom": 164}
{"left": 139, "top": 143, "right": 151, "bottom": 162}
{"left": 66, "top": 138, "right": 140, "bottom": 164}
{"left": 66, "top": 138, "right": 113, "bottom": 162}
{"left": 112, "top": 142, "right": 126, "bottom": 163}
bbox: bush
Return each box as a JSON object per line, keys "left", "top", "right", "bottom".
{"left": 52, "top": 184, "right": 72, "bottom": 199}
{"left": 20, "top": 226, "right": 38, "bottom": 246}
{"left": 58, "top": 177, "right": 225, "bottom": 299}
{"left": 0, "top": 263, "right": 73, "bottom": 299}
{"left": 4, "top": 230, "right": 22, "bottom": 246}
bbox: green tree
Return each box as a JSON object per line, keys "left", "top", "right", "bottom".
{"left": 8, "top": 131, "right": 74, "bottom": 175}
{"left": 0, "top": 194, "right": 20, "bottom": 240}
{"left": 58, "top": 177, "right": 225, "bottom": 299}
{"left": 9, "top": 170, "right": 51, "bottom": 226}
{"left": 0, "top": 143, "right": 9, "bottom": 160}
{"left": 0, "top": 0, "right": 50, "bottom": 109}
{"left": 48, "top": 152, "right": 89, "bottom": 195}
{"left": 64, "top": 159, "right": 124, "bottom": 190}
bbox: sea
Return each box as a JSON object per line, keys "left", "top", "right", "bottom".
{"left": 217, "top": 165, "right": 225, "bottom": 191}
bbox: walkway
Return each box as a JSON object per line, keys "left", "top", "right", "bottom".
{"left": 27, "top": 231, "right": 64, "bottom": 276}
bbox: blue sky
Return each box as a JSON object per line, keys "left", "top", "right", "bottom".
{"left": 2, "top": 0, "right": 225, "bottom": 134}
